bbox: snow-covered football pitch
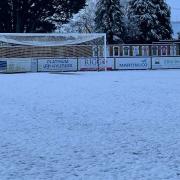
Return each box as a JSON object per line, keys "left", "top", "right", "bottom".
{"left": 0, "top": 70, "right": 180, "bottom": 180}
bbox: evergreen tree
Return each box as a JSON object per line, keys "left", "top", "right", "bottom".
{"left": 0, "top": 0, "right": 86, "bottom": 33}
{"left": 0, "top": 0, "right": 11, "bottom": 32}
{"left": 95, "top": 0, "right": 125, "bottom": 44}
{"left": 128, "top": 0, "right": 172, "bottom": 43}
{"left": 178, "top": 32, "right": 180, "bottom": 39}
{"left": 153, "top": 0, "right": 173, "bottom": 40}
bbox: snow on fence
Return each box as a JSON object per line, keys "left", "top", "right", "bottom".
{"left": 1, "top": 57, "right": 180, "bottom": 73}
{"left": 152, "top": 57, "right": 180, "bottom": 69}
{"left": 115, "top": 57, "right": 151, "bottom": 70}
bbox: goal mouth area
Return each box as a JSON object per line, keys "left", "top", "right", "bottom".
{"left": 0, "top": 33, "right": 107, "bottom": 65}
{"left": 0, "top": 33, "right": 106, "bottom": 47}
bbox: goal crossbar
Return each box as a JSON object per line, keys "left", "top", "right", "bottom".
{"left": 0, "top": 33, "right": 106, "bottom": 47}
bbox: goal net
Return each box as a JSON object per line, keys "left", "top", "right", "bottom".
{"left": 0, "top": 33, "right": 107, "bottom": 73}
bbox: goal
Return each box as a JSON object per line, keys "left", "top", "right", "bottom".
{"left": 0, "top": 33, "right": 107, "bottom": 73}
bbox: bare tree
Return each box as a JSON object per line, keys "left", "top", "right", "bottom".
{"left": 61, "top": 0, "right": 96, "bottom": 33}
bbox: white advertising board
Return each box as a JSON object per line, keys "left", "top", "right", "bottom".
{"left": 6, "top": 58, "right": 32, "bottom": 73}
{"left": 31, "top": 59, "right": 38, "bottom": 72}
{"left": 38, "top": 58, "right": 77, "bottom": 72}
{"left": 152, "top": 57, "right": 180, "bottom": 69}
{"left": 115, "top": 58, "right": 151, "bottom": 70}
{"left": 78, "top": 58, "right": 114, "bottom": 71}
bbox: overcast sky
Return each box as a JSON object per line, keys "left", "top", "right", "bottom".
{"left": 166, "top": 0, "right": 180, "bottom": 21}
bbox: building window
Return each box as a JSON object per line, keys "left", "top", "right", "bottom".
{"left": 113, "top": 46, "right": 120, "bottom": 57}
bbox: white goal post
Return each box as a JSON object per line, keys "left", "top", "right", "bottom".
{"left": 0, "top": 33, "right": 107, "bottom": 73}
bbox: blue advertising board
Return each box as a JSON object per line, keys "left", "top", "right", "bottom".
{"left": 0, "top": 61, "right": 7, "bottom": 71}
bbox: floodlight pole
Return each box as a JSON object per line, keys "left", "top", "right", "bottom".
{"left": 104, "top": 34, "right": 107, "bottom": 71}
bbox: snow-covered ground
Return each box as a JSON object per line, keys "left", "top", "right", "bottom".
{"left": 0, "top": 70, "right": 180, "bottom": 180}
